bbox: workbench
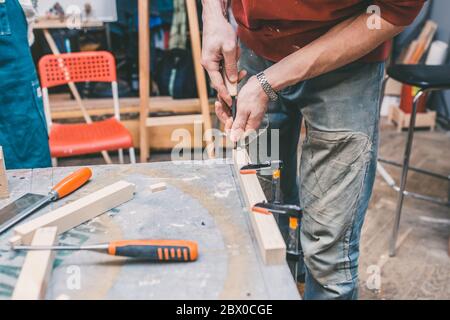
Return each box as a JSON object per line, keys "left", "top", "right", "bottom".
{"left": 0, "top": 161, "right": 300, "bottom": 300}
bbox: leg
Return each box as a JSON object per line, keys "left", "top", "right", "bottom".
{"left": 51, "top": 158, "right": 58, "bottom": 167}
{"left": 389, "top": 91, "right": 424, "bottom": 257}
{"left": 129, "top": 148, "right": 137, "bottom": 164}
{"left": 299, "top": 61, "right": 385, "bottom": 299}
{"left": 118, "top": 149, "right": 124, "bottom": 164}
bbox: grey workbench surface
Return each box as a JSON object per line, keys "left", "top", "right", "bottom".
{"left": 0, "top": 160, "right": 300, "bottom": 300}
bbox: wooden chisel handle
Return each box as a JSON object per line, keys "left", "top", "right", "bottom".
{"left": 223, "top": 69, "right": 238, "bottom": 98}
{"left": 52, "top": 167, "right": 92, "bottom": 200}
{"left": 222, "top": 68, "right": 238, "bottom": 120}
{"left": 108, "top": 240, "right": 199, "bottom": 262}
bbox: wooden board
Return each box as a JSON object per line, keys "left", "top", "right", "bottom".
{"left": 0, "top": 147, "right": 9, "bottom": 199}
{"left": 146, "top": 114, "right": 204, "bottom": 127}
{"left": 232, "top": 148, "right": 286, "bottom": 265}
{"left": 138, "top": 0, "right": 151, "bottom": 162}
{"left": 122, "top": 119, "right": 204, "bottom": 150}
{"left": 34, "top": 19, "right": 104, "bottom": 30}
{"left": 186, "top": 0, "right": 214, "bottom": 158}
{"left": 409, "top": 21, "right": 437, "bottom": 64}
{"left": 48, "top": 94, "right": 215, "bottom": 120}
{"left": 12, "top": 227, "right": 58, "bottom": 300}
{"left": 388, "top": 105, "right": 436, "bottom": 132}
{"left": 150, "top": 182, "right": 167, "bottom": 193}
{"left": 11, "top": 181, "right": 135, "bottom": 245}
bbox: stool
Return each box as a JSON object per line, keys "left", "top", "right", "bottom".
{"left": 379, "top": 65, "right": 450, "bottom": 257}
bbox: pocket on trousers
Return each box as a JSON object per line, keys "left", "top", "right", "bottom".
{"left": 0, "top": 80, "right": 47, "bottom": 161}
{"left": 0, "top": 1, "right": 11, "bottom": 36}
{"left": 31, "top": 80, "right": 49, "bottom": 135}
{"left": 300, "top": 130, "right": 372, "bottom": 228}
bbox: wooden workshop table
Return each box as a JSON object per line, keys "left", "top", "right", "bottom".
{"left": 0, "top": 161, "right": 300, "bottom": 300}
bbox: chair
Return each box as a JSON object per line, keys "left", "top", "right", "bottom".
{"left": 378, "top": 64, "right": 450, "bottom": 256}
{"left": 39, "top": 51, "right": 136, "bottom": 165}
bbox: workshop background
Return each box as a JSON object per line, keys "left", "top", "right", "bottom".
{"left": 1, "top": 0, "right": 449, "bottom": 300}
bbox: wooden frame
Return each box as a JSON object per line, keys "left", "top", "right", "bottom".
{"left": 233, "top": 148, "right": 286, "bottom": 265}
{"left": 10, "top": 181, "right": 135, "bottom": 245}
{"left": 138, "top": 0, "right": 213, "bottom": 162}
{"left": 12, "top": 227, "right": 58, "bottom": 300}
{"left": 388, "top": 105, "right": 436, "bottom": 132}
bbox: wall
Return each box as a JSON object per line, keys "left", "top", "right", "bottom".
{"left": 36, "top": 0, "right": 118, "bottom": 22}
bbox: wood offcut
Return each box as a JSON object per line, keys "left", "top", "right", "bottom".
{"left": 12, "top": 227, "right": 58, "bottom": 300}
{"left": 10, "top": 181, "right": 135, "bottom": 245}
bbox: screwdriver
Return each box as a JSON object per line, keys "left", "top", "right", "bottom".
{"left": 0, "top": 167, "right": 92, "bottom": 235}
{"left": 13, "top": 240, "right": 199, "bottom": 262}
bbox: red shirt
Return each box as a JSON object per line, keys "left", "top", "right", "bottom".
{"left": 232, "top": 0, "right": 426, "bottom": 62}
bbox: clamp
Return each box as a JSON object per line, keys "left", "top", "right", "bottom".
{"left": 240, "top": 160, "right": 283, "bottom": 203}
{"left": 252, "top": 202, "right": 303, "bottom": 270}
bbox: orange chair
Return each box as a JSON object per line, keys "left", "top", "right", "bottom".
{"left": 39, "top": 51, "right": 136, "bottom": 165}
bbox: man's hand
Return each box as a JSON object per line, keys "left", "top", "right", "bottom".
{"left": 201, "top": 14, "right": 238, "bottom": 107}
{"left": 214, "top": 70, "right": 247, "bottom": 133}
{"left": 230, "top": 76, "right": 269, "bottom": 142}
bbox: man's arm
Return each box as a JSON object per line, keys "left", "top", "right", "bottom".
{"left": 230, "top": 13, "right": 404, "bottom": 141}
{"left": 201, "top": 0, "right": 237, "bottom": 106}
{"left": 264, "top": 13, "right": 404, "bottom": 91}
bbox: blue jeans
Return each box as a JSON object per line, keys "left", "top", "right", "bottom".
{"left": 0, "top": 0, "right": 51, "bottom": 169}
{"left": 239, "top": 43, "right": 384, "bottom": 300}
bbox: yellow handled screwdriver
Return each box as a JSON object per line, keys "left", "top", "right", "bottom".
{"left": 13, "top": 240, "right": 199, "bottom": 262}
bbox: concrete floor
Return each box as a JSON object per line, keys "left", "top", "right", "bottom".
{"left": 57, "top": 118, "right": 450, "bottom": 300}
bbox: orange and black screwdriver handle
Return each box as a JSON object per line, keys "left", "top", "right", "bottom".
{"left": 108, "top": 240, "right": 199, "bottom": 262}
{"left": 50, "top": 167, "right": 92, "bottom": 200}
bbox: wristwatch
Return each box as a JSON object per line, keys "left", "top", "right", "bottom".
{"left": 256, "top": 72, "right": 279, "bottom": 102}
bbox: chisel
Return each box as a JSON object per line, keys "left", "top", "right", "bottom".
{"left": 0, "top": 167, "right": 92, "bottom": 235}
{"left": 13, "top": 240, "right": 199, "bottom": 262}
{"left": 222, "top": 68, "right": 238, "bottom": 149}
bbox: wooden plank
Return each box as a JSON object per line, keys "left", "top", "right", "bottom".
{"left": 388, "top": 105, "right": 436, "bottom": 132}
{"left": 403, "top": 40, "right": 419, "bottom": 64}
{"left": 11, "top": 181, "right": 135, "bottom": 245}
{"left": 35, "top": 19, "right": 103, "bottom": 30}
{"left": 0, "top": 147, "right": 9, "bottom": 199}
{"left": 12, "top": 227, "right": 58, "bottom": 300}
{"left": 146, "top": 114, "right": 204, "bottom": 127}
{"left": 138, "top": 0, "right": 150, "bottom": 162}
{"left": 409, "top": 21, "right": 437, "bottom": 64}
{"left": 186, "top": 0, "right": 214, "bottom": 158}
{"left": 384, "top": 79, "right": 402, "bottom": 96}
{"left": 122, "top": 120, "right": 203, "bottom": 150}
{"left": 48, "top": 95, "right": 214, "bottom": 120}
{"left": 232, "top": 148, "right": 286, "bottom": 265}
{"left": 150, "top": 183, "right": 167, "bottom": 193}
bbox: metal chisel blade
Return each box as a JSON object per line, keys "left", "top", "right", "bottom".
{"left": 0, "top": 193, "right": 47, "bottom": 234}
